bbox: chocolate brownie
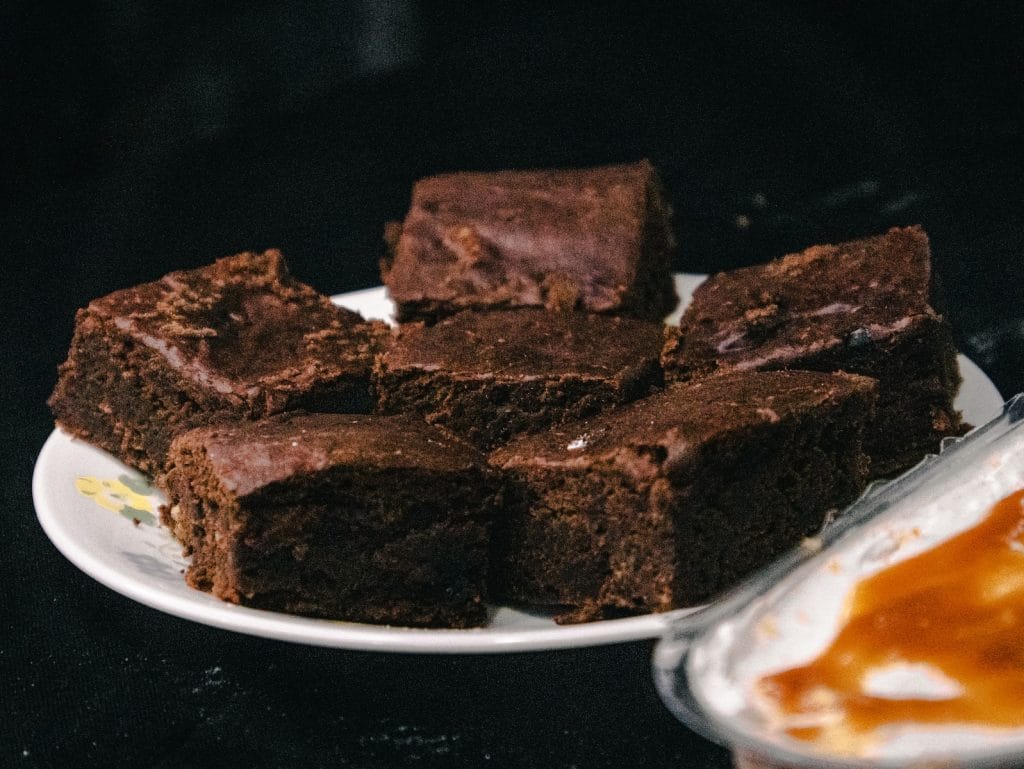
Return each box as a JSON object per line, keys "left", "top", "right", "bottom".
{"left": 374, "top": 308, "right": 664, "bottom": 450}
{"left": 163, "top": 412, "right": 498, "bottom": 628}
{"left": 489, "top": 370, "right": 877, "bottom": 622}
{"left": 381, "top": 159, "right": 678, "bottom": 322}
{"left": 662, "top": 226, "right": 962, "bottom": 476}
{"left": 49, "top": 250, "right": 387, "bottom": 479}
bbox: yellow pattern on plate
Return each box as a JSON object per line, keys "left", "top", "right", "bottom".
{"left": 75, "top": 475, "right": 157, "bottom": 526}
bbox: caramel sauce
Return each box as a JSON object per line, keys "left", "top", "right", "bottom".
{"left": 759, "top": 488, "right": 1024, "bottom": 747}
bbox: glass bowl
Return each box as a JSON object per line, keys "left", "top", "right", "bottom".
{"left": 654, "top": 394, "right": 1024, "bottom": 769}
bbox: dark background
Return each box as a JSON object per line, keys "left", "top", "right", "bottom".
{"left": 5, "top": 3, "right": 1023, "bottom": 767}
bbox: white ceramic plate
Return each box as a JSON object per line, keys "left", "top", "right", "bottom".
{"left": 33, "top": 275, "right": 1004, "bottom": 653}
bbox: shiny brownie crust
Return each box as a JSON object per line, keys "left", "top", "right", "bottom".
{"left": 163, "top": 412, "right": 498, "bottom": 628}
{"left": 381, "top": 159, "right": 678, "bottom": 322}
{"left": 374, "top": 308, "right": 665, "bottom": 450}
{"left": 49, "top": 250, "right": 387, "bottom": 480}
{"left": 662, "top": 226, "right": 962, "bottom": 476}
{"left": 489, "top": 370, "right": 877, "bottom": 622}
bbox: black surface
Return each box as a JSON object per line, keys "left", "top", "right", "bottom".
{"left": 5, "top": 4, "right": 1024, "bottom": 768}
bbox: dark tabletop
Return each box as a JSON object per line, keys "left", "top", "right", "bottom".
{"left": 5, "top": 4, "right": 1024, "bottom": 768}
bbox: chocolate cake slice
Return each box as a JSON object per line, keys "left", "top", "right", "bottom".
{"left": 662, "top": 226, "right": 962, "bottom": 476}
{"left": 489, "top": 370, "right": 877, "bottom": 622}
{"left": 374, "top": 308, "right": 664, "bottom": 450}
{"left": 164, "top": 412, "right": 499, "bottom": 628}
{"left": 381, "top": 159, "right": 678, "bottom": 322}
{"left": 49, "top": 250, "right": 387, "bottom": 479}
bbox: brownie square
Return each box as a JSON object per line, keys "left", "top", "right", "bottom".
{"left": 488, "top": 370, "right": 877, "bottom": 622}
{"left": 381, "top": 159, "right": 678, "bottom": 322}
{"left": 163, "top": 412, "right": 499, "bottom": 628}
{"left": 49, "top": 250, "right": 387, "bottom": 479}
{"left": 662, "top": 226, "right": 962, "bottom": 476}
{"left": 374, "top": 308, "right": 665, "bottom": 450}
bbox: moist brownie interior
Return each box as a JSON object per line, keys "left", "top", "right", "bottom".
{"left": 164, "top": 412, "right": 499, "bottom": 628}
{"left": 489, "top": 370, "right": 877, "bottom": 622}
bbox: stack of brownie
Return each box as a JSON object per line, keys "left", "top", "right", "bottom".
{"left": 50, "top": 160, "right": 963, "bottom": 628}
